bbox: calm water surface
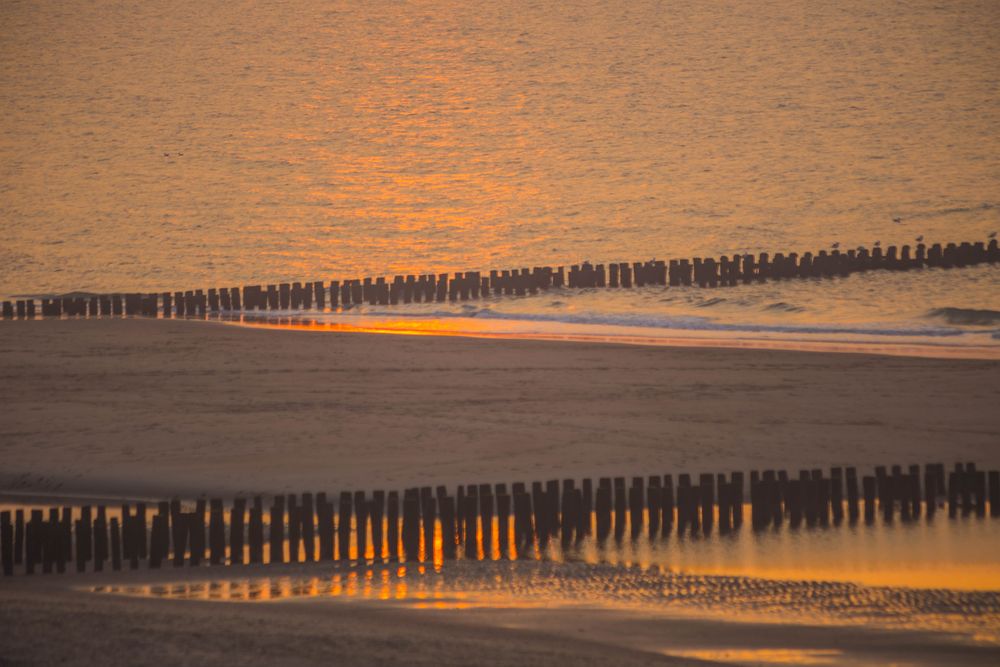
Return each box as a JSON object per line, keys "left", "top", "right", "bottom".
{"left": 1, "top": 0, "right": 998, "bottom": 349}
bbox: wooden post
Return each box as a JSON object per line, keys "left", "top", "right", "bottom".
{"left": 531, "top": 483, "right": 549, "bottom": 550}
{"left": 387, "top": 491, "right": 400, "bottom": 561}
{"left": 595, "top": 483, "right": 611, "bottom": 543}
{"left": 628, "top": 478, "right": 643, "bottom": 540}
{"left": 24, "top": 510, "right": 40, "bottom": 574}
{"left": 170, "top": 500, "right": 186, "bottom": 567}
{"left": 461, "top": 495, "right": 477, "bottom": 559}
{"left": 150, "top": 502, "right": 169, "bottom": 568}
{"left": 544, "top": 479, "right": 559, "bottom": 538}
{"left": 845, "top": 467, "right": 859, "bottom": 522}
{"left": 648, "top": 478, "right": 662, "bottom": 537}
{"left": 863, "top": 476, "right": 876, "bottom": 523}
{"left": 479, "top": 491, "right": 494, "bottom": 558}
{"left": 662, "top": 474, "right": 676, "bottom": 533}
{"left": 314, "top": 281, "right": 325, "bottom": 310}
{"left": 369, "top": 491, "right": 384, "bottom": 563}
{"left": 354, "top": 491, "right": 369, "bottom": 561}
{"left": 420, "top": 494, "right": 436, "bottom": 562}
{"left": 75, "top": 506, "right": 92, "bottom": 573}
{"left": 987, "top": 471, "right": 999, "bottom": 518}
{"left": 190, "top": 500, "right": 206, "bottom": 566}
{"left": 229, "top": 498, "right": 245, "bottom": 565}
{"left": 109, "top": 518, "right": 122, "bottom": 571}
{"left": 960, "top": 463, "right": 974, "bottom": 516}
{"left": 328, "top": 281, "right": 340, "bottom": 309}
{"left": 56, "top": 506, "right": 68, "bottom": 567}
{"left": 13, "top": 510, "right": 23, "bottom": 567}
{"left": 730, "top": 472, "right": 743, "bottom": 527}
{"left": 830, "top": 467, "right": 844, "bottom": 523}
{"left": 800, "top": 470, "right": 817, "bottom": 526}
{"left": 613, "top": 477, "right": 627, "bottom": 541}
{"left": 496, "top": 493, "right": 511, "bottom": 558}
{"left": 560, "top": 484, "right": 576, "bottom": 548}
{"left": 93, "top": 507, "right": 108, "bottom": 572}
{"left": 149, "top": 514, "right": 166, "bottom": 569}
{"left": 248, "top": 497, "right": 264, "bottom": 564}
{"left": 907, "top": 465, "right": 921, "bottom": 519}
{"left": 436, "top": 273, "right": 448, "bottom": 301}
{"left": 439, "top": 495, "right": 457, "bottom": 560}
{"left": 974, "top": 470, "right": 987, "bottom": 517}
{"left": 749, "top": 479, "right": 764, "bottom": 530}
{"left": 580, "top": 478, "right": 593, "bottom": 536}
{"left": 923, "top": 467, "right": 937, "bottom": 519}
{"left": 947, "top": 470, "right": 960, "bottom": 518}
{"left": 403, "top": 493, "right": 421, "bottom": 562}
{"left": 775, "top": 470, "right": 789, "bottom": 525}
{"left": 270, "top": 496, "right": 285, "bottom": 565}
{"left": 1, "top": 511, "right": 12, "bottom": 576}
{"left": 784, "top": 479, "right": 801, "bottom": 526}
{"left": 619, "top": 263, "right": 632, "bottom": 288}
{"left": 209, "top": 499, "right": 225, "bottom": 565}
{"left": 300, "top": 493, "right": 315, "bottom": 562}
{"left": 513, "top": 491, "right": 534, "bottom": 556}
{"left": 336, "top": 492, "right": 351, "bottom": 561}
{"left": 699, "top": 473, "right": 715, "bottom": 533}
{"left": 315, "top": 493, "right": 331, "bottom": 561}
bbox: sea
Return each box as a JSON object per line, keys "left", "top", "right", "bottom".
{"left": 1, "top": 0, "right": 998, "bottom": 355}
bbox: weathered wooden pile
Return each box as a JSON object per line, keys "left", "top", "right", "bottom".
{"left": 1, "top": 462, "right": 996, "bottom": 577}
{"left": 2, "top": 239, "right": 997, "bottom": 319}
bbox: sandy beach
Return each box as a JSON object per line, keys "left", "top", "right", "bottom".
{"left": 1, "top": 318, "right": 997, "bottom": 499}
{"left": 2, "top": 320, "right": 999, "bottom": 665}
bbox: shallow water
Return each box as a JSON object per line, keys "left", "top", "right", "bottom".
{"left": 2, "top": 0, "right": 998, "bottom": 350}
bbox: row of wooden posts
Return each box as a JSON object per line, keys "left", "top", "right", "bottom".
{"left": 1, "top": 461, "right": 996, "bottom": 577}
{"left": 3, "top": 239, "right": 997, "bottom": 320}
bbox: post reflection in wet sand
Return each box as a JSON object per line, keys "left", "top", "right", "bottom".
{"left": 92, "top": 556, "right": 1000, "bottom": 645}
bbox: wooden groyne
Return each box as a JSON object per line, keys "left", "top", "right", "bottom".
{"left": 2, "top": 239, "right": 997, "bottom": 320}
{"left": 1, "top": 461, "right": 996, "bottom": 576}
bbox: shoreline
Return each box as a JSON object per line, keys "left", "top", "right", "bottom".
{"left": 1, "top": 317, "right": 997, "bottom": 499}
{"left": 227, "top": 314, "right": 1000, "bottom": 361}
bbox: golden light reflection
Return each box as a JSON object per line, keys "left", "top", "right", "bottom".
{"left": 223, "top": 315, "right": 1000, "bottom": 361}
{"left": 667, "top": 649, "right": 842, "bottom": 665}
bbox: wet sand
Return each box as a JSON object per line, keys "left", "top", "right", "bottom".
{"left": 2, "top": 562, "right": 999, "bottom": 666}
{"left": 0, "top": 317, "right": 998, "bottom": 498}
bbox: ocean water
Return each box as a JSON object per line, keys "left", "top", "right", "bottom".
{"left": 1, "top": 0, "right": 998, "bottom": 350}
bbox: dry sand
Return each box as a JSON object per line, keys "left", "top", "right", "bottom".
{"left": 0, "top": 318, "right": 997, "bottom": 498}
